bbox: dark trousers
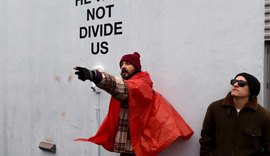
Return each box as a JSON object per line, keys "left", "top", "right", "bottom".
{"left": 120, "top": 153, "right": 135, "bottom": 156}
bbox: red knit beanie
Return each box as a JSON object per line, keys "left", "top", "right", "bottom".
{"left": 119, "top": 52, "right": 141, "bottom": 71}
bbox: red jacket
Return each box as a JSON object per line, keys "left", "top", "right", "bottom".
{"left": 75, "top": 72, "right": 193, "bottom": 156}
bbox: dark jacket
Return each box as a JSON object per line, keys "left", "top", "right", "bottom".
{"left": 200, "top": 93, "right": 270, "bottom": 156}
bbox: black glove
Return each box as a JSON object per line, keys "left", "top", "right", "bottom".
{"left": 74, "top": 66, "right": 95, "bottom": 81}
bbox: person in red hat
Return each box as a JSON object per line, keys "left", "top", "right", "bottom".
{"left": 74, "top": 52, "right": 193, "bottom": 156}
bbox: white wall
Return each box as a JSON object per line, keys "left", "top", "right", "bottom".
{"left": 0, "top": 0, "right": 264, "bottom": 156}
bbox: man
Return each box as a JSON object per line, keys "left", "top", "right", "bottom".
{"left": 74, "top": 52, "right": 193, "bottom": 156}
{"left": 200, "top": 72, "right": 270, "bottom": 156}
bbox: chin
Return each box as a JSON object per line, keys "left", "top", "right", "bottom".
{"left": 230, "top": 92, "right": 237, "bottom": 97}
{"left": 121, "top": 74, "right": 129, "bottom": 80}
{"left": 122, "top": 74, "right": 133, "bottom": 80}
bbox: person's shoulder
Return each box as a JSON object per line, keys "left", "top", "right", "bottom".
{"left": 207, "top": 98, "right": 226, "bottom": 110}
{"left": 257, "top": 104, "right": 270, "bottom": 118}
{"left": 210, "top": 98, "right": 224, "bottom": 106}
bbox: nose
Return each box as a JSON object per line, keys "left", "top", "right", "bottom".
{"left": 120, "top": 62, "right": 127, "bottom": 69}
{"left": 233, "top": 82, "right": 239, "bottom": 87}
{"left": 120, "top": 64, "right": 125, "bottom": 69}
{"left": 120, "top": 66, "right": 126, "bottom": 72}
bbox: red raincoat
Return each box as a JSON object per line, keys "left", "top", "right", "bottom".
{"left": 75, "top": 72, "right": 193, "bottom": 156}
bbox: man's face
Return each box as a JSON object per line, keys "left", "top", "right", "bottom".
{"left": 120, "top": 61, "right": 136, "bottom": 79}
{"left": 230, "top": 76, "right": 250, "bottom": 99}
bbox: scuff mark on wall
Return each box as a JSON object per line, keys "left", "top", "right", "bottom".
{"left": 68, "top": 74, "right": 73, "bottom": 82}
{"left": 54, "top": 75, "right": 61, "bottom": 82}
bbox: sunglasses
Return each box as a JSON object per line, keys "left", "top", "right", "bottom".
{"left": 230, "top": 79, "right": 248, "bottom": 87}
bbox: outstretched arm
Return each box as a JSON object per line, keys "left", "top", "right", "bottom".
{"left": 74, "top": 66, "right": 128, "bottom": 102}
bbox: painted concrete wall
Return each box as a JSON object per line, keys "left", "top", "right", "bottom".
{"left": 0, "top": 0, "right": 264, "bottom": 156}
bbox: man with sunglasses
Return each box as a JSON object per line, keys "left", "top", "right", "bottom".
{"left": 200, "top": 72, "right": 270, "bottom": 156}
{"left": 74, "top": 52, "right": 193, "bottom": 156}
